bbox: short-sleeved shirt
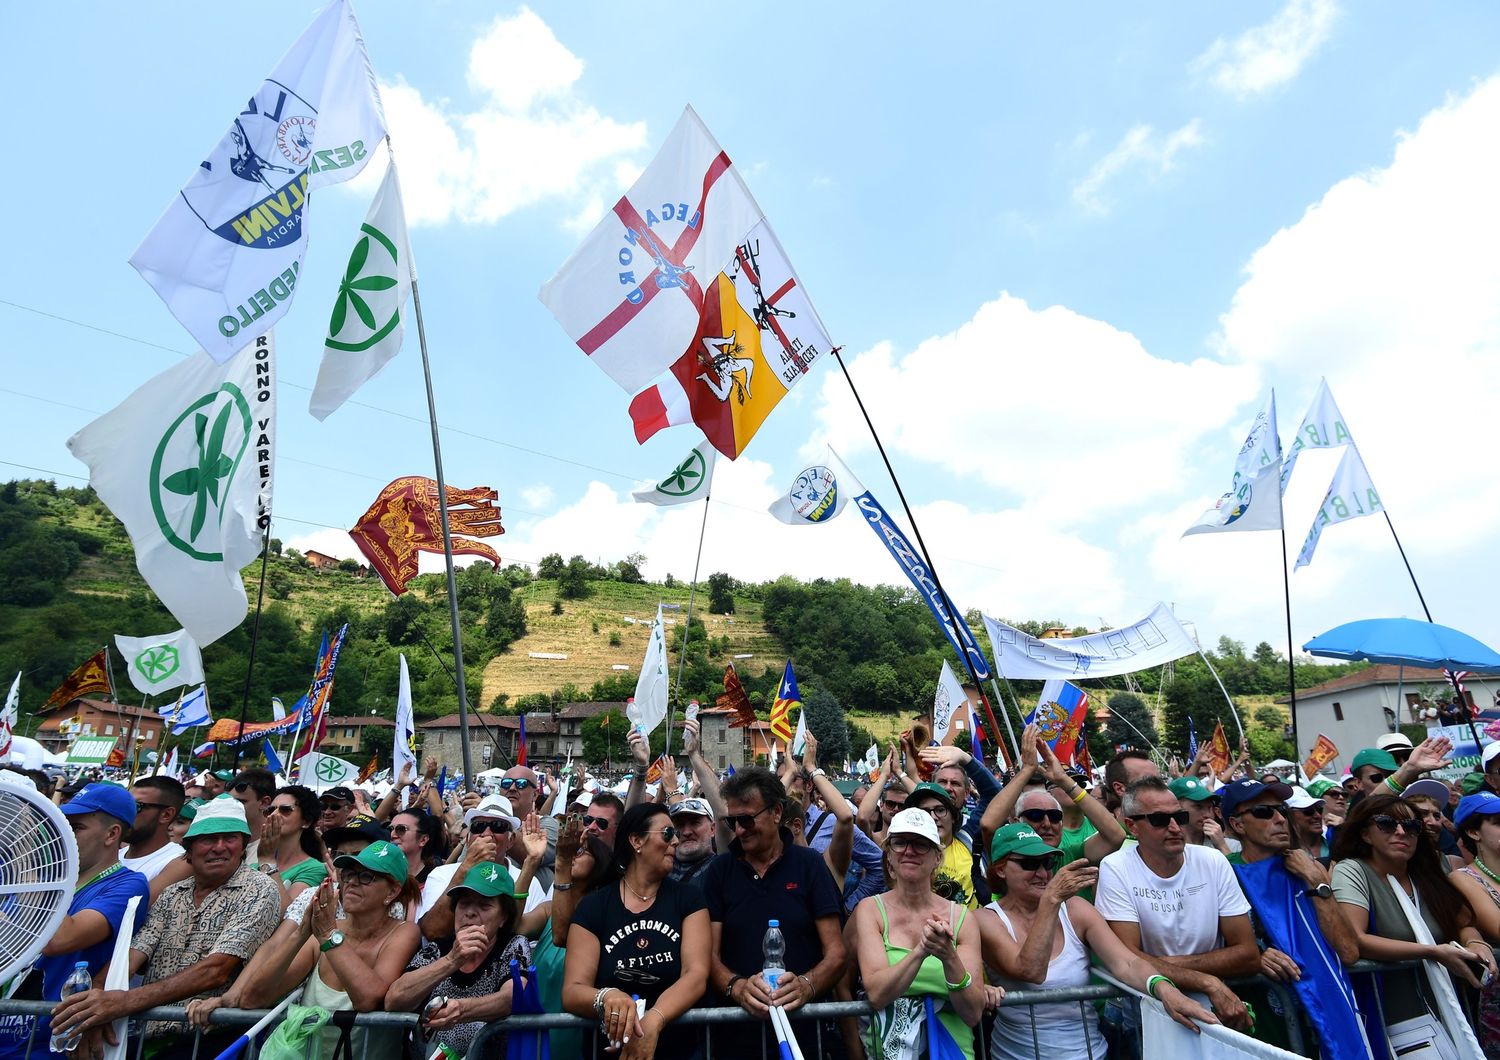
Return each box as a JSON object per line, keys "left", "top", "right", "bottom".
{"left": 0, "top": 863, "right": 150, "bottom": 1060}
{"left": 1095, "top": 844, "right": 1250, "bottom": 957}
{"left": 279, "top": 857, "right": 329, "bottom": 891}
{"left": 121, "top": 842, "right": 186, "bottom": 882}
{"left": 1330, "top": 857, "right": 1448, "bottom": 1026}
{"left": 701, "top": 830, "right": 842, "bottom": 979}
{"left": 572, "top": 880, "right": 707, "bottom": 1054}
{"left": 132, "top": 862, "right": 281, "bottom": 1032}
{"left": 404, "top": 934, "right": 529, "bottom": 1056}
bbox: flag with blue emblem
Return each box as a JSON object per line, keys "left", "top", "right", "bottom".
{"left": 1025, "top": 681, "right": 1088, "bottom": 767}
{"left": 1183, "top": 392, "right": 1282, "bottom": 536}
{"left": 160, "top": 685, "right": 211, "bottom": 735}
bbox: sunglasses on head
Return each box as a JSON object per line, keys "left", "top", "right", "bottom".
{"left": 581, "top": 814, "right": 611, "bottom": 830}
{"left": 270, "top": 805, "right": 299, "bottom": 817}
{"left": 1370, "top": 814, "right": 1423, "bottom": 836}
{"left": 499, "top": 778, "right": 533, "bottom": 790}
{"left": 1236, "top": 805, "right": 1287, "bottom": 820}
{"left": 469, "top": 820, "right": 512, "bottom": 835}
{"left": 1129, "top": 810, "right": 1191, "bottom": 829}
{"left": 724, "top": 805, "right": 775, "bottom": 832}
{"left": 1010, "top": 855, "right": 1061, "bottom": 873}
{"left": 1019, "top": 809, "right": 1064, "bottom": 825}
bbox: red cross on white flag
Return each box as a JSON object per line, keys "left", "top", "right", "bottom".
{"left": 539, "top": 106, "right": 764, "bottom": 393}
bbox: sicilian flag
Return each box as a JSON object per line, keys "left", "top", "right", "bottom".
{"left": 1026, "top": 680, "right": 1089, "bottom": 767}
{"left": 517, "top": 714, "right": 528, "bottom": 766}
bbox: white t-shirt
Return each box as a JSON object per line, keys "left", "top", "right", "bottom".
{"left": 120, "top": 841, "right": 186, "bottom": 881}
{"left": 1094, "top": 844, "right": 1250, "bottom": 958}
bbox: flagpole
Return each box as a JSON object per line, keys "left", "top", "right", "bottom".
{"left": 1273, "top": 434, "right": 1300, "bottom": 759}
{"left": 232, "top": 526, "right": 274, "bottom": 769}
{"left": 418, "top": 628, "right": 511, "bottom": 770}
{"left": 1195, "top": 646, "right": 1247, "bottom": 748}
{"left": 667, "top": 490, "right": 712, "bottom": 757}
{"left": 830, "top": 349, "right": 1012, "bottom": 760}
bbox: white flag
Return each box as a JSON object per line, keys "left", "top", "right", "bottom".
{"left": 628, "top": 606, "right": 670, "bottom": 736}
{"left": 1183, "top": 392, "right": 1282, "bottom": 536}
{"left": 862, "top": 742, "right": 881, "bottom": 777}
{"left": 130, "top": 0, "right": 387, "bottom": 362}
{"left": 539, "top": 106, "right": 764, "bottom": 393}
{"left": 393, "top": 653, "right": 418, "bottom": 780}
{"left": 160, "top": 685, "right": 211, "bottom": 735}
{"left": 768, "top": 447, "right": 861, "bottom": 525}
{"left": 0, "top": 672, "right": 17, "bottom": 764}
{"left": 271, "top": 696, "right": 287, "bottom": 721}
{"left": 162, "top": 746, "right": 180, "bottom": 779}
{"left": 297, "top": 750, "right": 358, "bottom": 789}
{"left": 310, "top": 161, "right": 413, "bottom": 419}
{"left": 632, "top": 440, "right": 716, "bottom": 506}
{"left": 932, "top": 660, "right": 966, "bottom": 745}
{"left": 115, "top": 630, "right": 205, "bottom": 696}
{"left": 1295, "top": 445, "right": 1384, "bottom": 569}
{"left": 791, "top": 704, "right": 808, "bottom": 758}
{"left": 1280, "top": 378, "right": 1353, "bottom": 493}
{"left": 69, "top": 337, "right": 275, "bottom": 646}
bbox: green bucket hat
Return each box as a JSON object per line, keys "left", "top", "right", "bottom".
{"left": 447, "top": 861, "right": 519, "bottom": 901}
{"left": 333, "top": 839, "right": 408, "bottom": 884}
{"left": 1168, "top": 777, "right": 1216, "bottom": 802}
{"left": 184, "top": 793, "right": 250, "bottom": 839}
{"left": 990, "top": 823, "right": 1061, "bottom": 862}
{"left": 1351, "top": 748, "right": 1398, "bottom": 773}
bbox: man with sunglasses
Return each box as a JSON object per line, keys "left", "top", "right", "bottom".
{"left": 501, "top": 765, "right": 559, "bottom": 870}
{"left": 1095, "top": 776, "right": 1258, "bottom": 1030}
{"left": 1349, "top": 735, "right": 1452, "bottom": 801}
{"left": 317, "top": 786, "right": 357, "bottom": 835}
{"left": 1220, "top": 778, "right": 1368, "bottom": 1060}
{"left": 124, "top": 776, "right": 190, "bottom": 897}
{"left": 228, "top": 768, "right": 275, "bottom": 867}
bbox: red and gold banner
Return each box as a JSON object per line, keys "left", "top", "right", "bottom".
{"left": 1207, "top": 721, "right": 1233, "bottom": 775}
{"left": 43, "top": 649, "right": 113, "bottom": 710}
{"left": 717, "top": 665, "right": 756, "bottom": 728}
{"left": 644, "top": 753, "right": 672, "bottom": 784}
{"left": 1302, "top": 734, "right": 1339, "bottom": 780}
{"left": 349, "top": 476, "right": 504, "bottom": 595}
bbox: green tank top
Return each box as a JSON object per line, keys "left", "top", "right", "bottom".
{"left": 871, "top": 895, "right": 975, "bottom": 1060}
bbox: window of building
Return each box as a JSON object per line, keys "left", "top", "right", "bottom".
{"left": 1332, "top": 701, "right": 1343, "bottom": 721}
{"left": 105, "top": 725, "right": 114, "bottom": 735}
{"left": 718, "top": 755, "right": 726, "bottom": 769}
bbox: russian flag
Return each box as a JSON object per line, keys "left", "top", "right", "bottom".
{"left": 1027, "top": 680, "right": 1090, "bottom": 766}
{"left": 969, "top": 703, "right": 985, "bottom": 761}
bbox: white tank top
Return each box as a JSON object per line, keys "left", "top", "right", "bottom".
{"left": 987, "top": 900, "right": 1107, "bottom": 1060}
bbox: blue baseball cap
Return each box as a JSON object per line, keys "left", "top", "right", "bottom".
{"left": 1219, "top": 778, "right": 1292, "bottom": 819}
{"left": 61, "top": 782, "right": 138, "bottom": 828}
{"left": 1455, "top": 792, "right": 1500, "bottom": 829}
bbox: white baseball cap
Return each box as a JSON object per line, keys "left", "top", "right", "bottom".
{"left": 463, "top": 794, "right": 520, "bottom": 830}
{"left": 886, "top": 807, "right": 941, "bottom": 848}
{"left": 1484, "top": 742, "right": 1500, "bottom": 770}
{"left": 1284, "top": 787, "right": 1322, "bottom": 810}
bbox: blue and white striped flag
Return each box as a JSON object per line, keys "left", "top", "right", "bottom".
{"left": 161, "top": 685, "right": 211, "bottom": 735}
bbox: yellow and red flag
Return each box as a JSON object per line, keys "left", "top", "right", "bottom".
{"left": 357, "top": 754, "right": 380, "bottom": 783}
{"left": 769, "top": 661, "right": 799, "bottom": 744}
{"left": 43, "top": 649, "right": 113, "bottom": 710}
{"left": 349, "top": 476, "right": 503, "bottom": 595}
{"left": 717, "top": 664, "right": 756, "bottom": 728}
{"left": 644, "top": 753, "right": 672, "bottom": 784}
{"left": 1302, "top": 734, "right": 1339, "bottom": 781}
{"left": 1207, "top": 720, "right": 1233, "bottom": 775}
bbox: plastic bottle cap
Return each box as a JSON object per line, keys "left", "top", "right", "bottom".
{"left": 768, "top": 919, "right": 779, "bottom": 928}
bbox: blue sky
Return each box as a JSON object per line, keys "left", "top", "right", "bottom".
{"left": 5, "top": 0, "right": 1500, "bottom": 658}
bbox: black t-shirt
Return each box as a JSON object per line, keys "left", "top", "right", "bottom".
{"left": 572, "top": 878, "right": 707, "bottom": 1051}
{"left": 701, "top": 830, "right": 842, "bottom": 980}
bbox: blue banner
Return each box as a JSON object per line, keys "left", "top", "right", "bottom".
{"left": 853, "top": 490, "right": 993, "bottom": 681}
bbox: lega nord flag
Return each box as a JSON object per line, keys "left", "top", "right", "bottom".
{"left": 69, "top": 337, "right": 275, "bottom": 647}
{"left": 115, "top": 629, "right": 205, "bottom": 696}
{"left": 768, "top": 447, "right": 858, "bottom": 525}
{"left": 0, "top": 672, "right": 17, "bottom": 763}
{"left": 625, "top": 218, "right": 834, "bottom": 459}
{"left": 628, "top": 606, "right": 669, "bottom": 736}
{"left": 310, "top": 160, "right": 413, "bottom": 419}
{"left": 1027, "top": 680, "right": 1089, "bottom": 767}
{"left": 42, "top": 649, "right": 114, "bottom": 710}
{"left": 1183, "top": 392, "right": 1282, "bottom": 537}
{"left": 770, "top": 661, "right": 800, "bottom": 745}
{"left": 540, "top": 106, "right": 765, "bottom": 394}
{"left": 1280, "top": 378, "right": 1353, "bottom": 493}
{"left": 393, "top": 653, "right": 418, "bottom": 782}
{"left": 1295, "top": 444, "right": 1383, "bottom": 570}
{"left": 297, "top": 750, "right": 358, "bottom": 788}
{"left": 632, "top": 439, "right": 716, "bottom": 506}
{"left": 349, "top": 476, "right": 503, "bottom": 594}
{"left": 130, "top": 0, "right": 387, "bottom": 362}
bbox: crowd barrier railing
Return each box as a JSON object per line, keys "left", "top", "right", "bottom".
{"left": 0, "top": 959, "right": 1417, "bottom": 1060}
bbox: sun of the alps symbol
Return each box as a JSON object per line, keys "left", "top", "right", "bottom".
{"left": 658, "top": 450, "right": 708, "bottom": 497}
{"left": 315, "top": 756, "right": 345, "bottom": 782}
{"left": 134, "top": 645, "right": 180, "bottom": 683}
{"left": 327, "top": 223, "right": 401, "bottom": 352}
{"left": 149, "top": 384, "right": 253, "bottom": 561}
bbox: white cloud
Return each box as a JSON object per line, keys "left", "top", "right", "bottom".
{"left": 1193, "top": 0, "right": 1340, "bottom": 99}
{"left": 283, "top": 528, "right": 361, "bottom": 561}
{"left": 1072, "top": 120, "right": 1205, "bottom": 215}
{"left": 374, "top": 8, "right": 647, "bottom": 226}
{"left": 519, "top": 484, "right": 555, "bottom": 511}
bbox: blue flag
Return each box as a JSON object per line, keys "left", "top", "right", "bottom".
{"left": 1187, "top": 716, "right": 1199, "bottom": 759}
{"left": 436, "top": 765, "right": 448, "bottom": 796}
{"left": 262, "top": 740, "right": 284, "bottom": 776}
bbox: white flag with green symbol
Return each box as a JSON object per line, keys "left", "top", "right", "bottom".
{"left": 628, "top": 605, "right": 670, "bottom": 736}
{"left": 297, "top": 751, "right": 358, "bottom": 789}
{"left": 68, "top": 336, "right": 275, "bottom": 647}
{"left": 1183, "top": 392, "right": 1282, "bottom": 536}
{"left": 115, "top": 630, "right": 205, "bottom": 696}
{"left": 631, "top": 440, "right": 716, "bottom": 506}
{"left": 310, "top": 160, "right": 412, "bottom": 420}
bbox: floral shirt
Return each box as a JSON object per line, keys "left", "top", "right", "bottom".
{"left": 132, "top": 862, "right": 281, "bottom": 1034}
{"left": 405, "top": 934, "right": 530, "bottom": 1055}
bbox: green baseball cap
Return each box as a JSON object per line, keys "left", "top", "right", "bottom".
{"left": 333, "top": 839, "right": 408, "bottom": 884}
{"left": 991, "top": 823, "right": 1061, "bottom": 861}
{"left": 1351, "top": 749, "right": 1398, "bottom": 773}
{"left": 1304, "top": 778, "right": 1338, "bottom": 798}
{"left": 1460, "top": 772, "right": 1488, "bottom": 796}
{"left": 1168, "top": 777, "right": 1216, "bottom": 802}
{"left": 907, "top": 782, "right": 956, "bottom": 815}
{"left": 175, "top": 801, "right": 200, "bottom": 822}
{"left": 447, "top": 861, "right": 519, "bottom": 901}
{"left": 210, "top": 769, "right": 235, "bottom": 782}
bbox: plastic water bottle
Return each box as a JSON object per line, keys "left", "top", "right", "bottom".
{"left": 50, "top": 962, "right": 92, "bottom": 1053}
{"left": 762, "top": 920, "right": 786, "bottom": 991}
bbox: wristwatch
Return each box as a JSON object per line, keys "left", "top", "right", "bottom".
{"left": 1305, "top": 883, "right": 1334, "bottom": 901}
{"left": 320, "top": 930, "right": 346, "bottom": 952}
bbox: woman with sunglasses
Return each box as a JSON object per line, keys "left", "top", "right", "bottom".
{"left": 390, "top": 809, "right": 445, "bottom": 885}
{"left": 981, "top": 823, "right": 1212, "bottom": 1059}
{"left": 1331, "top": 794, "right": 1492, "bottom": 1059}
{"left": 852, "top": 807, "right": 984, "bottom": 1060}
{"left": 189, "top": 839, "right": 421, "bottom": 1058}
{"left": 563, "top": 803, "right": 710, "bottom": 1060}
{"left": 259, "top": 785, "right": 328, "bottom": 899}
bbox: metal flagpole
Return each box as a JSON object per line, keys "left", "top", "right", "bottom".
{"left": 1274, "top": 423, "right": 1300, "bottom": 758}
{"left": 233, "top": 526, "right": 274, "bottom": 769}
{"left": 666, "top": 489, "right": 712, "bottom": 758}
{"left": 831, "top": 349, "right": 1011, "bottom": 756}
{"left": 1195, "top": 647, "right": 1247, "bottom": 748}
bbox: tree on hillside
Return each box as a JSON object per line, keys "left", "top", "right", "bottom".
{"left": 384, "top": 594, "right": 425, "bottom": 646}
{"left": 707, "top": 572, "right": 735, "bottom": 614}
{"left": 537, "top": 553, "right": 565, "bottom": 580}
{"left": 1161, "top": 670, "right": 1244, "bottom": 758}
{"left": 1252, "top": 641, "right": 1280, "bottom": 668}
{"left": 1105, "top": 691, "right": 1159, "bottom": 753}
{"left": 801, "top": 684, "right": 850, "bottom": 768}
{"left": 559, "top": 555, "right": 593, "bottom": 599}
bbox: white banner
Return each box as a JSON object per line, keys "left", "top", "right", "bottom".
{"left": 1295, "top": 444, "right": 1383, "bottom": 569}
{"left": 932, "top": 659, "right": 966, "bottom": 745}
{"left": 393, "top": 653, "right": 418, "bottom": 781}
{"left": 70, "top": 336, "right": 274, "bottom": 647}
{"left": 628, "top": 605, "right": 669, "bottom": 736}
{"left": 115, "top": 629, "right": 205, "bottom": 696}
{"left": 0, "top": 671, "right": 16, "bottom": 764}
{"left": 130, "top": 0, "right": 386, "bottom": 362}
{"left": 982, "top": 602, "right": 1199, "bottom": 680}
{"left": 1280, "top": 377, "right": 1352, "bottom": 493}
{"left": 1141, "top": 992, "right": 1303, "bottom": 1060}
{"left": 1183, "top": 392, "right": 1282, "bottom": 536}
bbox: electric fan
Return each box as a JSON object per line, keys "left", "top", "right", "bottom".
{"left": 0, "top": 770, "right": 79, "bottom": 984}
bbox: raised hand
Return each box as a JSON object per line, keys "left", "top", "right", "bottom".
{"left": 918, "top": 744, "right": 971, "bottom": 771}
{"left": 520, "top": 812, "right": 548, "bottom": 863}
{"left": 627, "top": 728, "right": 651, "bottom": 767}
{"left": 1037, "top": 739, "right": 1069, "bottom": 784}
{"left": 1405, "top": 736, "right": 1453, "bottom": 776}
{"left": 1043, "top": 858, "right": 1098, "bottom": 903}
{"left": 424, "top": 755, "right": 439, "bottom": 780}
{"left": 557, "top": 814, "right": 583, "bottom": 868}
{"left": 802, "top": 730, "right": 820, "bottom": 773}
{"left": 682, "top": 718, "right": 701, "bottom": 757}
{"left": 1019, "top": 723, "right": 1040, "bottom": 771}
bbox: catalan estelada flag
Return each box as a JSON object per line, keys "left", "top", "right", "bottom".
{"left": 770, "top": 661, "right": 800, "bottom": 745}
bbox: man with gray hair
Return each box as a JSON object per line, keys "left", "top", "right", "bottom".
{"left": 1095, "top": 775, "right": 1259, "bottom": 1030}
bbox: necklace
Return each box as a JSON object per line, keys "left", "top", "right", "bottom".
{"left": 1476, "top": 854, "right": 1500, "bottom": 887}
{"left": 621, "top": 877, "right": 658, "bottom": 903}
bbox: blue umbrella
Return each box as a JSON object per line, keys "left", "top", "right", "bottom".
{"left": 1302, "top": 617, "right": 1500, "bottom": 672}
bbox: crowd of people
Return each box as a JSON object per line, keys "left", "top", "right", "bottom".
{"left": 5, "top": 709, "right": 1500, "bottom": 1060}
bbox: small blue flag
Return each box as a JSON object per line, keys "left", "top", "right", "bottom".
{"left": 436, "top": 765, "right": 448, "bottom": 796}
{"left": 263, "top": 740, "right": 284, "bottom": 775}
{"left": 1187, "top": 716, "right": 1199, "bottom": 760}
